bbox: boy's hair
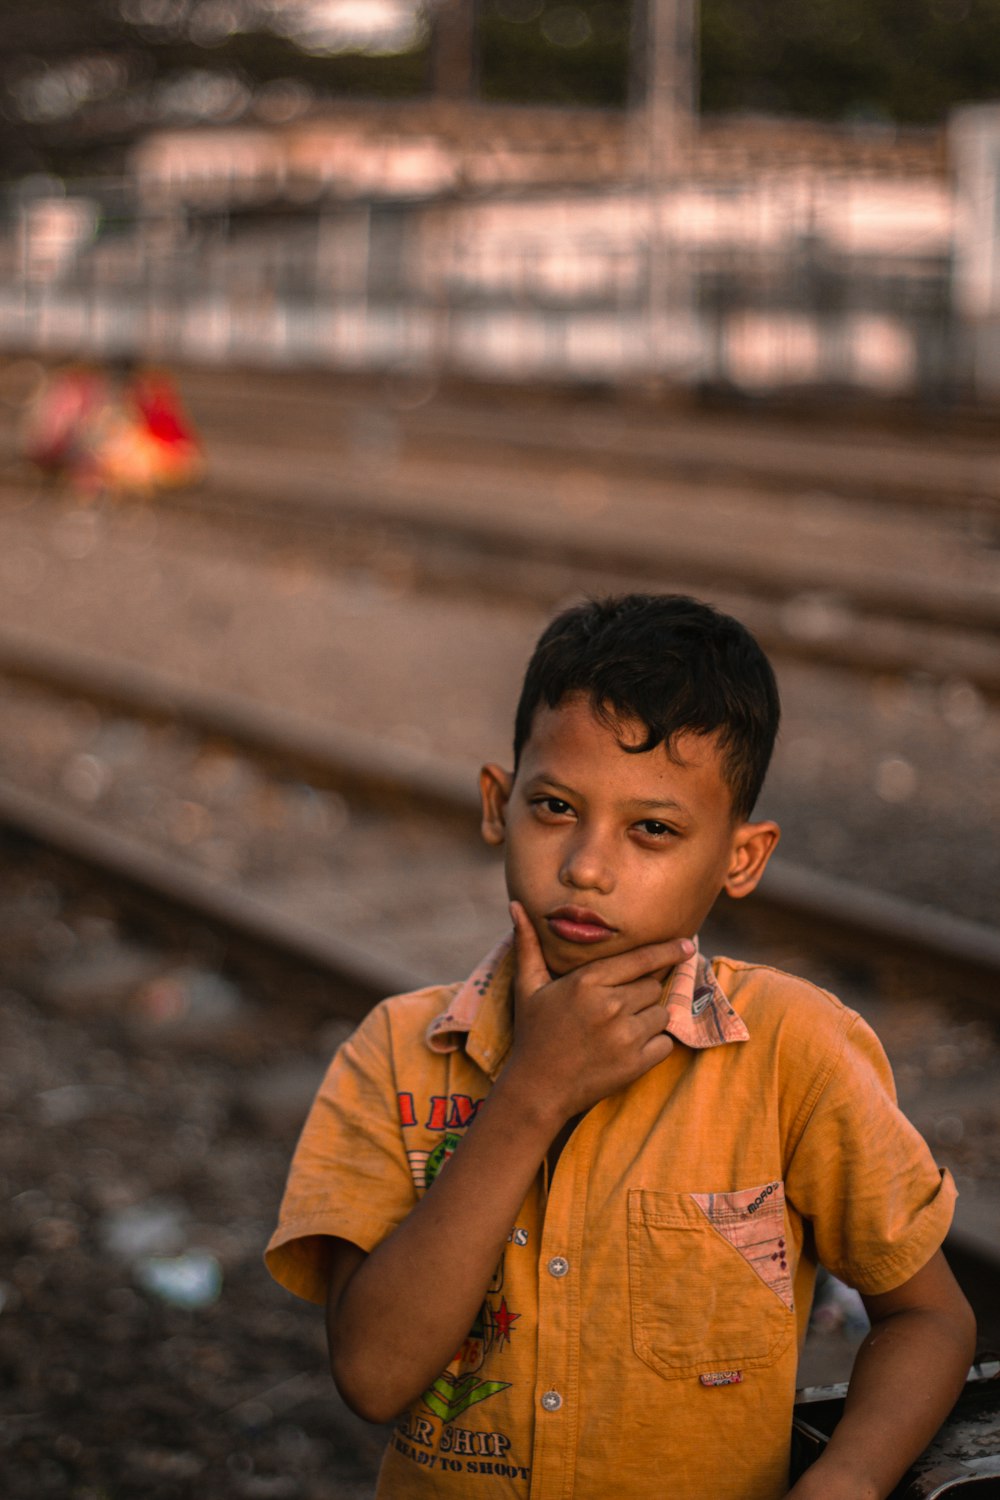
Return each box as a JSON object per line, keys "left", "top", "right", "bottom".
{"left": 513, "top": 593, "right": 780, "bottom": 821}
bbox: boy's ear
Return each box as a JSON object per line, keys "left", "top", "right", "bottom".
{"left": 724, "top": 819, "right": 780, "bottom": 899}
{"left": 479, "top": 763, "right": 514, "bottom": 846}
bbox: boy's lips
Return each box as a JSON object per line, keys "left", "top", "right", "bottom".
{"left": 545, "top": 906, "right": 618, "bottom": 944}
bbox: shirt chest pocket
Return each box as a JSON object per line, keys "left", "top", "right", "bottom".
{"left": 627, "top": 1183, "right": 796, "bottom": 1382}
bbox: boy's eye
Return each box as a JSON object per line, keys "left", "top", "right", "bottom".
{"left": 532, "top": 795, "right": 574, "bottom": 818}
{"left": 634, "top": 819, "right": 676, "bottom": 840}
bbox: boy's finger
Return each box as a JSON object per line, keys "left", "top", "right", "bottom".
{"left": 509, "top": 901, "right": 551, "bottom": 999}
{"left": 596, "top": 937, "right": 696, "bottom": 989}
{"left": 634, "top": 991, "right": 679, "bottom": 1034}
{"left": 622, "top": 975, "right": 670, "bottom": 1013}
{"left": 640, "top": 1031, "right": 676, "bottom": 1066}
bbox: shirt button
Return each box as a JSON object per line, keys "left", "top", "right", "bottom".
{"left": 547, "top": 1255, "right": 570, "bottom": 1278}
{"left": 540, "top": 1390, "right": 563, "bottom": 1412}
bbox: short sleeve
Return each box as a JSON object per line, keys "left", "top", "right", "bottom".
{"left": 264, "top": 999, "right": 418, "bottom": 1304}
{"left": 784, "top": 1012, "right": 956, "bottom": 1295}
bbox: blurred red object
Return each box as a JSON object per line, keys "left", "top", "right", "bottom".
{"left": 99, "top": 368, "right": 203, "bottom": 494}
{"left": 20, "top": 363, "right": 109, "bottom": 490}
{"left": 21, "top": 361, "right": 203, "bottom": 497}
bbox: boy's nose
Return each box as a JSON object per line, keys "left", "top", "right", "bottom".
{"left": 558, "top": 832, "right": 614, "bottom": 894}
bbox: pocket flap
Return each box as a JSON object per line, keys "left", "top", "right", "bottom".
{"left": 690, "top": 1182, "right": 793, "bottom": 1310}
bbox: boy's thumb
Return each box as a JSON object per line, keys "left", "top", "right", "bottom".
{"left": 510, "top": 901, "right": 550, "bottom": 998}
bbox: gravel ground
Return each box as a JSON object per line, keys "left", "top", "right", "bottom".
{"left": 0, "top": 861, "right": 392, "bottom": 1500}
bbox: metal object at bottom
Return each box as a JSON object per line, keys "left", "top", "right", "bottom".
{"left": 792, "top": 1363, "right": 1000, "bottom": 1497}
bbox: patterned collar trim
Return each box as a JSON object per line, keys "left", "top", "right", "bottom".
{"left": 663, "top": 942, "right": 750, "bottom": 1049}
{"left": 425, "top": 932, "right": 748, "bottom": 1073}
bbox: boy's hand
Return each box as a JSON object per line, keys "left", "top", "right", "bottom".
{"left": 503, "top": 900, "right": 694, "bottom": 1127}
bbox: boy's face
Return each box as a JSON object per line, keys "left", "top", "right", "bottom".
{"left": 480, "top": 694, "right": 778, "bottom": 977}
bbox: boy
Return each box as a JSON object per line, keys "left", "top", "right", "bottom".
{"left": 266, "top": 593, "right": 974, "bottom": 1499}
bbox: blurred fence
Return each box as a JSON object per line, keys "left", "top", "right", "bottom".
{"left": 0, "top": 165, "right": 977, "bottom": 402}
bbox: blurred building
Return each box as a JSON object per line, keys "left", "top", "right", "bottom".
{"left": 2, "top": 95, "right": 998, "bottom": 404}
{"left": 129, "top": 102, "right": 945, "bottom": 205}
{"left": 131, "top": 101, "right": 628, "bottom": 201}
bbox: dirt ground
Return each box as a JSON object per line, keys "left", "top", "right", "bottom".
{"left": 0, "top": 862, "right": 392, "bottom": 1500}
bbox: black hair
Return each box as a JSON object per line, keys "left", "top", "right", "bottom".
{"left": 512, "top": 593, "right": 780, "bottom": 821}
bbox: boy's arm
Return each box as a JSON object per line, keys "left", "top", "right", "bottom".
{"left": 324, "top": 904, "right": 693, "bottom": 1424}
{"left": 786, "top": 1249, "right": 976, "bottom": 1500}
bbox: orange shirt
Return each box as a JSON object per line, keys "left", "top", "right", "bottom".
{"left": 266, "top": 938, "right": 955, "bottom": 1500}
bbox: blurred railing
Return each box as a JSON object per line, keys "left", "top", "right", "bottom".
{"left": 0, "top": 174, "right": 965, "bottom": 401}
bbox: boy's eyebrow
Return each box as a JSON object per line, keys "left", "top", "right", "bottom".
{"left": 524, "top": 774, "right": 692, "bottom": 818}
{"left": 522, "top": 773, "right": 578, "bottom": 798}
{"left": 627, "top": 796, "right": 691, "bottom": 816}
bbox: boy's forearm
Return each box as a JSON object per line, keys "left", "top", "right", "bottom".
{"left": 328, "top": 1067, "right": 562, "bottom": 1424}
{"left": 788, "top": 1301, "right": 975, "bottom": 1500}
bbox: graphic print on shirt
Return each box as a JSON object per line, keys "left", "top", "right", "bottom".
{"left": 405, "top": 1128, "right": 461, "bottom": 1191}
{"left": 399, "top": 1092, "right": 486, "bottom": 1188}
{"left": 420, "top": 1250, "right": 520, "bottom": 1422}
{"left": 690, "top": 1181, "right": 794, "bottom": 1309}
{"left": 396, "top": 1090, "right": 523, "bottom": 1433}
{"left": 391, "top": 1412, "right": 529, "bottom": 1484}
{"left": 397, "top": 1090, "right": 486, "bottom": 1131}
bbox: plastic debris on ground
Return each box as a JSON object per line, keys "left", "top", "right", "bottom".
{"left": 134, "top": 1251, "right": 223, "bottom": 1310}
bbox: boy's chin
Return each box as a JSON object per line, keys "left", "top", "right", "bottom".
{"left": 540, "top": 941, "right": 619, "bottom": 978}
{"left": 535, "top": 943, "right": 582, "bottom": 979}
{"left": 540, "top": 933, "right": 687, "bottom": 979}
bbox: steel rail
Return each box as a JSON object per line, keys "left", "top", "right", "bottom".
{"left": 3, "top": 450, "right": 998, "bottom": 692}
{"left": 12, "top": 455, "right": 985, "bottom": 695}
{"left": 179, "top": 369, "right": 1000, "bottom": 514}
{"left": 5, "top": 402, "right": 999, "bottom": 642}
{"left": 173, "top": 443, "right": 1000, "bottom": 638}
{"left": 408, "top": 405, "right": 1000, "bottom": 516}
{"left": 0, "top": 631, "right": 998, "bottom": 1011}
{"left": 0, "top": 778, "right": 423, "bottom": 1019}
{"left": 0, "top": 629, "right": 477, "bottom": 823}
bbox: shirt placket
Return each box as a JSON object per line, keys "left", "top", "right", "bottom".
{"left": 528, "top": 1112, "right": 594, "bottom": 1500}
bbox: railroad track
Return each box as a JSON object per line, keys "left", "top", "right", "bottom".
{"left": 0, "top": 633, "right": 996, "bottom": 1328}
{"left": 0, "top": 630, "right": 998, "bottom": 1010}
{"left": 176, "top": 442, "right": 1000, "bottom": 638}
{"left": 180, "top": 366, "right": 1000, "bottom": 517}
{"left": 0, "top": 837, "right": 394, "bottom": 1500}
{"left": 4, "top": 449, "right": 994, "bottom": 700}
{"left": 3, "top": 371, "right": 1000, "bottom": 699}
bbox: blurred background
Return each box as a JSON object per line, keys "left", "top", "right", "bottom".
{"left": 6, "top": 0, "right": 1000, "bottom": 396}
{"left": 1, "top": 5, "right": 999, "bottom": 1499}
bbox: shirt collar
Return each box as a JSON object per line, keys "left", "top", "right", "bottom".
{"left": 425, "top": 932, "right": 748, "bottom": 1076}
{"left": 663, "top": 941, "right": 750, "bottom": 1049}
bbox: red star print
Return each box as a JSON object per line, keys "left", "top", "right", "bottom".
{"left": 491, "top": 1297, "right": 521, "bottom": 1348}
